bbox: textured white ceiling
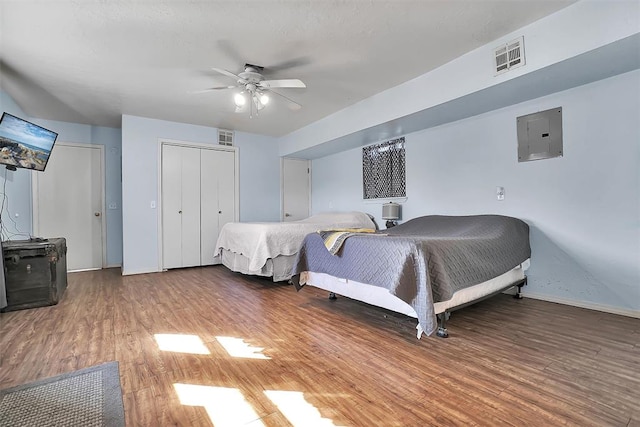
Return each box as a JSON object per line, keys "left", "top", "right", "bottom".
{"left": 0, "top": 0, "right": 575, "bottom": 137}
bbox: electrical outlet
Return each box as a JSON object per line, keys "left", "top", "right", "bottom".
{"left": 496, "top": 186, "right": 505, "bottom": 201}
{"left": 150, "top": 201, "right": 156, "bottom": 209}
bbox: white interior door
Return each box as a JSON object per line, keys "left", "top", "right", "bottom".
{"left": 34, "top": 143, "right": 104, "bottom": 271}
{"left": 282, "top": 158, "right": 310, "bottom": 222}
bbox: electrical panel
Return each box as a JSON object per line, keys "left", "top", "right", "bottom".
{"left": 517, "top": 107, "right": 563, "bottom": 162}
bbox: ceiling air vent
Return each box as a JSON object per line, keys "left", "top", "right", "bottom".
{"left": 218, "top": 129, "right": 234, "bottom": 146}
{"left": 494, "top": 36, "right": 525, "bottom": 75}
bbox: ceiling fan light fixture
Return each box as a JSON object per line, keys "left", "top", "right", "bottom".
{"left": 254, "top": 95, "right": 266, "bottom": 111}
{"left": 209, "top": 65, "right": 304, "bottom": 116}
{"left": 234, "top": 92, "right": 246, "bottom": 107}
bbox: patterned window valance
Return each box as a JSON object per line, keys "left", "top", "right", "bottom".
{"left": 362, "top": 137, "right": 406, "bottom": 200}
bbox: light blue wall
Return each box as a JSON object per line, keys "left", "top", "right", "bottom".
{"left": 0, "top": 91, "right": 33, "bottom": 239}
{"left": 280, "top": 1, "right": 640, "bottom": 158}
{"left": 0, "top": 91, "right": 123, "bottom": 266}
{"left": 234, "top": 131, "right": 281, "bottom": 222}
{"left": 121, "top": 115, "right": 280, "bottom": 275}
{"left": 311, "top": 70, "right": 640, "bottom": 313}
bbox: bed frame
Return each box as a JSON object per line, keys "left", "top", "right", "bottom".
{"left": 298, "top": 262, "right": 529, "bottom": 338}
{"left": 216, "top": 249, "right": 296, "bottom": 282}
{"left": 433, "top": 276, "right": 527, "bottom": 338}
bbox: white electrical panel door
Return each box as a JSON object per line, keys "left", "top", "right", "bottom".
{"left": 517, "top": 107, "right": 563, "bottom": 162}
{"left": 180, "top": 146, "right": 202, "bottom": 268}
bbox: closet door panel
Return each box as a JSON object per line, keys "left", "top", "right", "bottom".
{"left": 180, "top": 146, "right": 202, "bottom": 268}
{"left": 200, "top": 149, "right": 221, "bottom": 265}
{"left": 216, "top": 150, "right": 236, "bottom": 229}
{"left": 162, "top": 144, "right": 183, "bottom": 269}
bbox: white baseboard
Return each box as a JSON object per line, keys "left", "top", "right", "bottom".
{"left": 121, "top": 267, "right": 162, "bottom": 276}
{"left": 68, "top": 267, "right": 102, "bottom": 273}
{"left": 522, "top": 291, "right": 640, "bottom": 319}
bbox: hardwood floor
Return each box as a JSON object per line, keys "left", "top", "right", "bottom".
{"left": 1, "top": 266, "right": 638, "bottom": 426}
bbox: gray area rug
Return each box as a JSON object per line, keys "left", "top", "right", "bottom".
{"left": 0, "top": 361, "right": 125, "bottom": 427}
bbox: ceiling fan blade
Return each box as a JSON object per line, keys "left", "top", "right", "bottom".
{"left": 190, "top": 85, "right": 237, "bottom": 94}
{"left": 211, "top": 67, "right": 242, "bottom": 81}
{"left": 216, "top": 40, "right": 246, "bottom": 66}
{"left": 266, "top": 57, "right": 311, "bottom": 73}
{"left": 268, "top": 89, "right": 302, "bottom": 110}
{"left": 259, "top": 79, "right": 306, "bottom": 89}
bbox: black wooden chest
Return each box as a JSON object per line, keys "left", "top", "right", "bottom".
{"left": 1, "top": 238, "right": 67, "bottom": 312}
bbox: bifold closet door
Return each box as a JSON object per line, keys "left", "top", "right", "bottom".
{"left": 200, "top": 149, "right": 236, "bottom": 265}
{"left": 215, "top": 150, "right": 236, "bottom": 230}
{"left": 162, "top": 144, "right": 201, "bottom": 269}
{"left": 180, "top": 147, "right": 201, "bottom": 267}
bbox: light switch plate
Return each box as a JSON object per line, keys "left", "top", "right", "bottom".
{"left": 496, "top": 186, "right": 505, "bottom": 201}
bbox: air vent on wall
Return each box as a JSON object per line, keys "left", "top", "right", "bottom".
{"left": 494, "top": 36, "right": 525, "bottom": 75}
{"left": 218, "top": 129, "right": 234, "bottom": 146}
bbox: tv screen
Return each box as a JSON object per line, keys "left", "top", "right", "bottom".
{"left": 0, "top": 112, "right": 58, "bottom": 172}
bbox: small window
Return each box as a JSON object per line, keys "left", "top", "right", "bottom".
{"left": 362, "top": 137, "right": 406, "bottom": 200}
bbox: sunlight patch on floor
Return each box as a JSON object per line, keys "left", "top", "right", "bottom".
{"left": 215, "top": 336, "right": 270, "bottom": 359}
{"left": 264, "top": 390, "right": 342, "bottom": 427}
{"left": 174, "top": 383, "right": 266, "bottom": 427}
{"left": 154, "top": 333, "right": 210, "bottom": 354}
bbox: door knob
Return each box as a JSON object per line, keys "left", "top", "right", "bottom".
{"left": 94, "top": 212, "right": 101, "bottom": 217}
{"left": 285, "top": 213, "right": 291, "bottom": 217}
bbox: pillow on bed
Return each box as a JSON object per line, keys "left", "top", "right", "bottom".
{"left": 299, "top": 212, "right": 376, "bottom": 229}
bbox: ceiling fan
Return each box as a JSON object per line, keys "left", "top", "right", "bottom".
{"left": 202, "top": 63, "right": 306, "bottom": 117}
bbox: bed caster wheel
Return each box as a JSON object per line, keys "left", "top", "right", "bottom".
{"left": 437, "top": 327, "right": 449, "bottom": 338}
{"left": 328, "top": 292, "right": 337, "bottom": 300}
{"left": 514, "top": 286, "right": 524, "bottom": 299}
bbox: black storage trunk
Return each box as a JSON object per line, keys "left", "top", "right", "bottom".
{"left": 1, "top": 238, "right": 67, "bottom": 312}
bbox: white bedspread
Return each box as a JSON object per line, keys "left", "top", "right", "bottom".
{"left": 215, "top": 212, "right": 375, "bottom": 271}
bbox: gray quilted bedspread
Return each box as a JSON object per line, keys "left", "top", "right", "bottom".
{"left": 291, "top": 215, "right": 531, "bottom": 336}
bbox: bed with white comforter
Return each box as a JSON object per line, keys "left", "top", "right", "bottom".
{"left": 214, "top": 211, "right": 376, "bottom": 281}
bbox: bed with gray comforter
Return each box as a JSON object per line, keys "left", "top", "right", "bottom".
{"left": 291, "top": 214, "right": 531, "bottom": 336}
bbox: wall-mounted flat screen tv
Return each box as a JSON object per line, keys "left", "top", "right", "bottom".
{"left": 0, "top": 112, "right": 58, "bottom": 172}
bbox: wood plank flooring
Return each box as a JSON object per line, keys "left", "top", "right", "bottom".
{"left": 0, "top": 266, "right": 638, "bottom": 426}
